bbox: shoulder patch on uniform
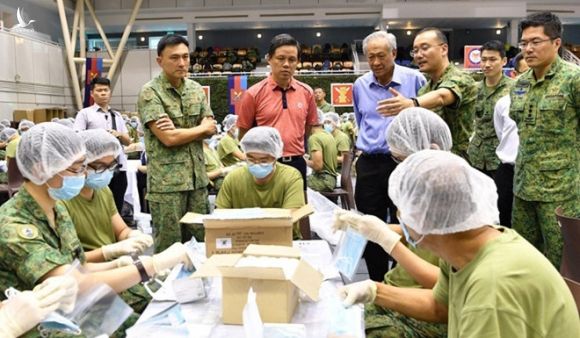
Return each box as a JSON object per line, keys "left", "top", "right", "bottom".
{"left": 141, "top": 87, "right": 155, "bottom": 102}
{"left": 17, "top": 224, "right": 39, "bottom": 240}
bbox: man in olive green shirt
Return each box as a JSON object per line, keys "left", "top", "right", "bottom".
{"left": 217, "top": 114, "right": 245, "bottom": 167}
{"left": 339, "top": 150, "right": 579, "bottom": 338}
{"left": 467, "top": 40, "right": 514, "bottom": 177}
{"left": 306, "top": 111, "right": 338, "bottom": 192}
{"left": 377, "top": 28, "right": 477, "bottom": 161}
{"left": 510, "top": 12, "right": 580, "bottom": 268}
{"left": 323, "top": 112, "right": 351, "bottom": 165}
{"left": 314, "top": 87, "right": 335, "bottom": 113}
{"left": 138, "top": 35, "right": 217, "bottom": 252}
{"left": 216, "top": 127, "right": 305, "bottom": 238}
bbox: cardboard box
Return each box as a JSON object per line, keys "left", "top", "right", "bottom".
{"left": 193, "top": 244, "right": 323, "bottom": 324}
{"left": 180, "top": 205, "right": 314, "bottom": 257}
{"left": 13, "top": 109, "right": 34, "bottom": 122}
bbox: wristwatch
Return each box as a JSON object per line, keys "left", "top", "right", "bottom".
{"left": 131, "top": 254, "right": 150, "bottom": 283}
{"left": 411, "top": 97, "right": 420, "bottom": 107}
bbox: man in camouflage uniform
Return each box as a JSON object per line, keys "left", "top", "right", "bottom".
{"left": 138, "top": 34, "right": 217, "bottom": 252}
{"left": 510, "top": 12, "right": 580, "bottom": 268}
{"left": 467, "top": 40, "right": 514, "bottom": 178}
{"left": 378, "top": 27, "right": 477, "bottom": 161}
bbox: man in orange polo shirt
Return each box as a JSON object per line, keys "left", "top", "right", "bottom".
{"left": 237, "top": 34, "right": 318, "bottom": 190}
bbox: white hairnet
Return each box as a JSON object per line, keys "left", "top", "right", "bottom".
{"left": 78, "top": 129, "right": 122, "bottom": 163}
{"left": 0, "top": 128, "right": 18, "bottom": 142}
{"left": 17, "top": 122, "right": 86, "bottom": 185}
{"left": 314, "top": 109, "right": 325, "bottom": 126}
{"left": 222, "top": 114, "right": 238, "bottom": 132}
{"left": 0, "top": 125, "right": 5, "bottom": 132}
{"left": 386, "top": 107, "right": 452, "bottom": 157}
{"left": 18, "top": 119, "right": 35, "bottom": 131}
{"left": 324, "top": 112, "right": 340, "bottom": 126}
{"left": 389, "top": 150, "right": 499, "bottom": 235}
{"left": 240, "top": 126, "right": 284, "bottom": 158}
{"left": 0, "top": 119, "right": 10, "bottom": 127}
{"left": 55, "top": 119, "right": 74, "bottom": 129}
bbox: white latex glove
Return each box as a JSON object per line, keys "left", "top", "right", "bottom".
{"left": 338, "top": 280, "right": 377, "bottom": 307}
{"left": 333, "top": 209, "right": 401, "bottom": 254}
{"left": 113, "top": 255, "right": 134, "bottom": 268}
{"left": 148, "top": 242, "right": 193, "bottom": 275}
{"left": 102, "top": 236, "right": 153, "bottom": 260}
{"left": 32, "top": 275, "right": 78, "bottom": 314}
{"left": 127, "top": 230, "right": 154, "bottom": 248}
{"left": 0, "top": 291, "right": 49, "bottom": 337}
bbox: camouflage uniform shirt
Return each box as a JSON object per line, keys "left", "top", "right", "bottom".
{"left": 468, "top": 75, "right": 514, "bottom": 170}
{"left": 138, "top": 73, "right": 213, "bottom": 193}
{"left": 418, "top": 64, "right": 477, "bottom": 159}
{"left": 509, "top": 57, "right": 580, "bottom": 202}
{"left": 0, "top": 188, "right": 85, "bottom": 295}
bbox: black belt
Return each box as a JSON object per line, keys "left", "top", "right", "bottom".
{"left": 278, "top": 155, "right": 303, "bottom": 163}
{"left": 360, "top": 152, "right": 390, "bottom": 158}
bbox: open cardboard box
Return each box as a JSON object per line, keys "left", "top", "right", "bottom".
{"left": 192, "top": 244, "right": 323, "bottom": 324}
{"left": 180, "top": 205, "right": 314, "bottom": 257}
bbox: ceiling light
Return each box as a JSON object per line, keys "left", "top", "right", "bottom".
{"left": 257, "top": 33, "right": 262, "bottom": 38}
{"left": 496, "top": 29, "right": 501, "bottom": 35}
{"left": 198, "top": 35, "right": 203, "bottom": 40}
{"left": 316, "top": 32, "right": 321, "bottom": 37}
{"left": 406, "top": 30, "right": 412, "bottom": 36}
{"left": 140, "top": 36, "right": 145, "bottom": 42}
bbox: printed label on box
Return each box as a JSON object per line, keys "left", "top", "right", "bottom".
{"left": 216, "top": 238, "right": 232, "bottom": 249}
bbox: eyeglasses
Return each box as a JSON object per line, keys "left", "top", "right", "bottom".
{"left": 518, "top": 38, "right": 553, "bottom": 50}
{"left": 65, "top": 163, "right": 88, "bottom": 175}
{"left": 410, "top": 43, "right": 444, "bottom": 58}
{"left": 87, "top": 160, "right": 118, "bottom": 174}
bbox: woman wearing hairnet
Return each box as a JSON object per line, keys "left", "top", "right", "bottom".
{"left": 338, "top": 150, "right": 579, "bottom": 337}
{"left": 215, "top": 126, "right": 305, "bottom": 239}
{"left": 62, "top": 130, "right": 155, "bottom": 314}
{"left": 217, "top": 114, "right": 246, "bottom": 167}
{"left": 335, "top": 107, "right": 451, "bottom": 338}
{"left": 0, "top": 123, "right": 194, "bottom": 336}
{"left": 0, "top": 128, "right": 20, "bottom": 161}
{"left": 18, "top": 119, "right": 35, "bottom": 134}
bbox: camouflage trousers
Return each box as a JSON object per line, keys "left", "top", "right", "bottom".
{"left": 148, "top": 189, "right": 209, "bottom": 253}
{"left": 307, "top": 172, "right": 336, "bottom": 192}
{"left": 365, "top": 303, "right": 447, "bottom": 338}
{"left": 120, "top": 283, "right": 153, "bottom": 314}
{"left": 512, "top": 195, "right": 580, "bottom": 269}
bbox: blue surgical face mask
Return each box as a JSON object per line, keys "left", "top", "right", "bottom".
{"left": 400, "top": 221, "right": 425, "bottom": 248}
{"left": 47, "top": 175, "right": 85, "bottom": 200}
{"left": 85, "top": 170, "right": 114, "bottom": 190}
{"left": 324, "top": 124, "right": 334, "bottom": 134}
{"left": 130, "top": 122, "right": 138, "bottom": 128}
{"left": 248, "top": 162, "right": 274, "bottom": 179}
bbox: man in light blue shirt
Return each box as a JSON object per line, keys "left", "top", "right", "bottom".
{"left": 353, "top": 31, "right": 426, "bottom": 282}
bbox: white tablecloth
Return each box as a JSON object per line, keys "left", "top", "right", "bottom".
{"left": 127, "top": 240, "right": 364, "bottom": 338}
{"left": 124, "top": 160, "right": 142, "bottom": 215}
